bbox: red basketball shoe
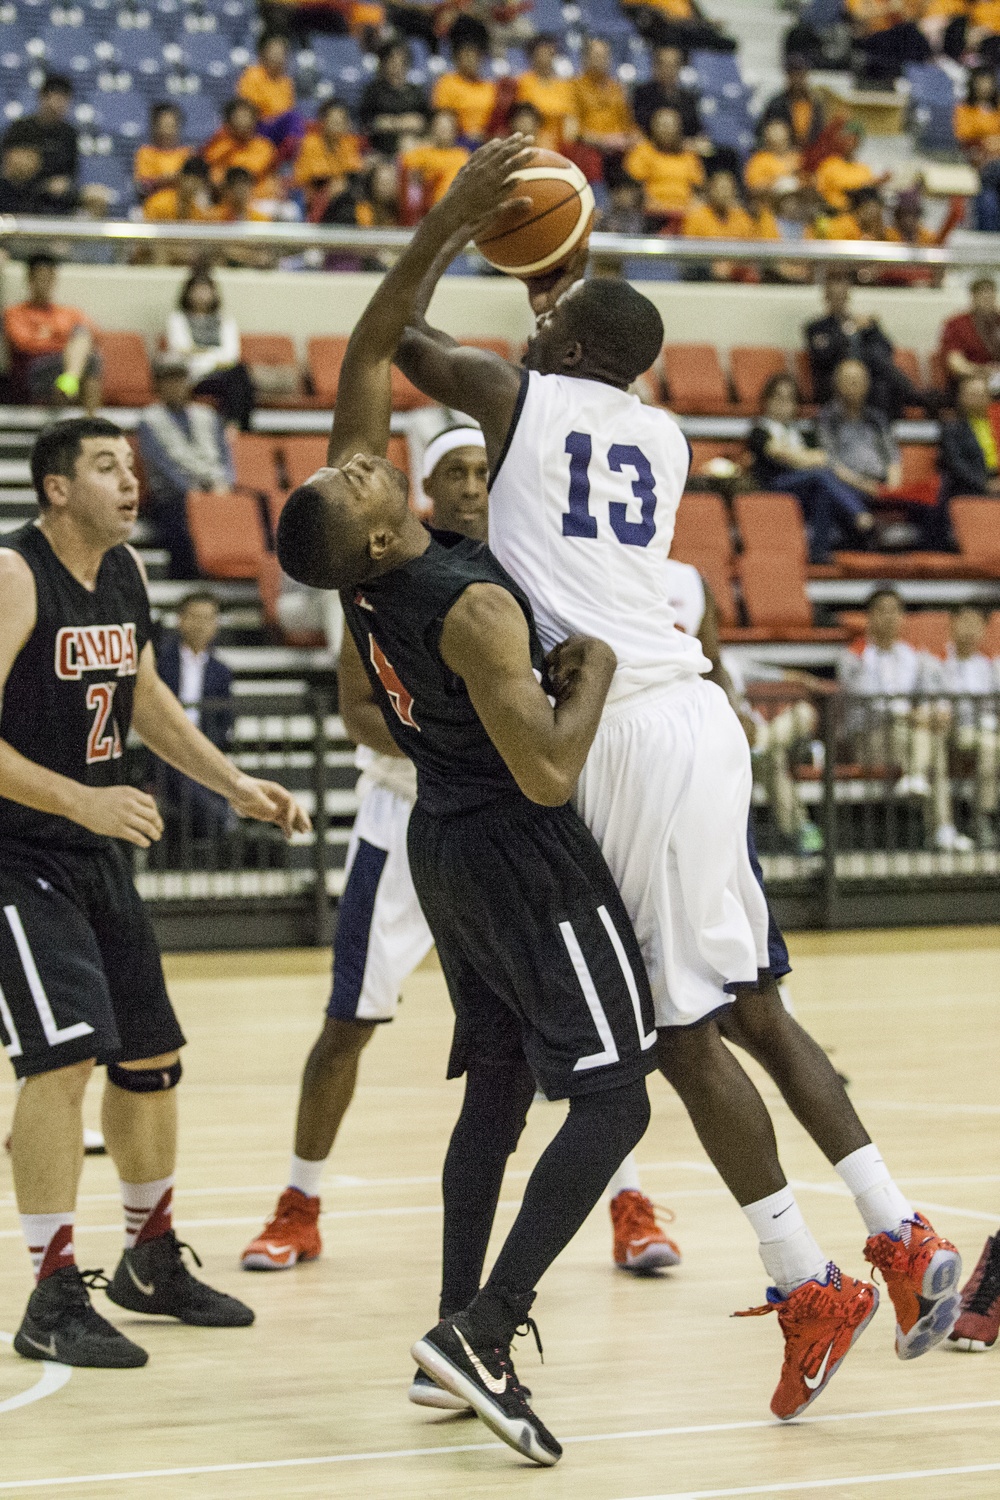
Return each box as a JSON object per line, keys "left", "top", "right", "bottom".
{"left": 735, "top": 1264, "right": 878, "bottom": 1420}
{"left": 241, "top": 1189, "right": 321, "bottom": 1270}
{"left": 611, "top": 1190, "right": 682, "bottom": 1273}
{"left": 949, "top": 1234, "right": 1000, "bottom": 1352}
{"left": 864, "top": 1213, "right": 961, "bottom": 1359}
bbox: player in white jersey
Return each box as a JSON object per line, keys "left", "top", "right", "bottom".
{"left": 395, "top": 178, "right": 961, "bottom": 1418}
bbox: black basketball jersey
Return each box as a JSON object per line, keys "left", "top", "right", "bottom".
{"left": 341, "top": 531, "right": 546, "bottom": 817}
{"left": 0, "top": 522, "right": 152, "bottom": 850}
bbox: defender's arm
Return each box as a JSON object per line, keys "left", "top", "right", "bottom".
{"left": 439, "top": 583, "right": 616, "bottom": 806}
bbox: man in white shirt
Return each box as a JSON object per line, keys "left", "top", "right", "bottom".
{"left": 926, "top": 604, "right": 999, "bottom": 849}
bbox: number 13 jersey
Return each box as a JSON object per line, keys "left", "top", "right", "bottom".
{"left": 489, "top": 370, "right": 709, "bottom": 702}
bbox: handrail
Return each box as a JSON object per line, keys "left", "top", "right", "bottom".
{"left": 2, "top": 213, "right": 999, "bottom": 266}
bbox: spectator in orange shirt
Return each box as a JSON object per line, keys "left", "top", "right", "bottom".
{"left": 572, "top": 37, "right": 635, "bottom": 168}
{"left": 682, "top": 168, "right": 762, "bottom": 281}
{"left": 211, "top": 166, "right": 277, "bottom": 269}
{"left": 293, "top": 99, "right": 364, "bottom": 213}
{"left": 967, "top": 0, "right": 1000, "bottom": 66}
{"left": 431, "top": 37, "right": 497, "bottom": 142}
{"left": 813, "top": 184, "right": 889, "bottom": 243}
{"left": 401, "top": 109, "right": 470, "bottom": 215}
{"left": 204, "top": 99, "right": 279, "bottom": 195}
{"left": 516, "top": 35, "right": 575, "bottom": 150}
{"left": 143, "top": 155, "right": 214, "bottom": 222}
{"left": 134, "top": 103, "right": 191, "bottom": 201}
{"left": 954, "top": 68, "right": 1000, "bottom": 164}
{"left": 3, "top": 254, "right": 102, "bottom": 413}
{"left": 237, "top": 34, "right": 307, "bottom": 153}
{"left": 745, "top": 118, "right": 801, "bottom": 194}
{"left": 814, "top": 123, "right": 882, "bottom": 211}
{"left": 622, "top": 106, "right": 704, "bottom": 226}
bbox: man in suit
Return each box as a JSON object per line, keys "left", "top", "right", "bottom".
{"left": 154, "top": 592, "right": 234, "bottom": 840}
{"left": 804, "top": 267, "right": 931, "bottom": 418}
{"left": 939, "top": 372, "right": 1000, "bottom": 507}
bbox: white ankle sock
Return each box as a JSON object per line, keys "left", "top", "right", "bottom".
{"left": 121, "top": 1175, "right": 174, "bottom": 1250}
{"left": 288, "top": 1154, "right": 324, "bottom": 1199}
{"left": 742, "top": 1187, "right": 828, "bottom": 1295}
{"left": 835, "top": 1144, "right": 914, "bottom": 1237}
{"left": 607, "top": 1153, "right": 643, "bottom": 1199}
{"left": 21, "top": 1212, "right": 75, "bottom": 1282}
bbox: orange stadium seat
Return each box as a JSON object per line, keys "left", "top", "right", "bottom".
{"left": 685, "top": 551, "right": 738, "bottom": 627}
{"left": 735, "top": 491, "right": 808, "bottom": 566}
{"left": 951, "top": 498, "right": 1000, "bottom": 576}
{"left": 231, "top": 433, "right": 279, "bottom": 495}
{"left": 888, "top": 443, "right": 939, "bottom": 506}
{"left": 306, "top": 336, "right": 349, "bottom": 406}
{"left": 186, "top": 490, "right": 267, "bottom": 578}
{"left": 737, "top": 553, "right": 846, "bottom": 642}
{"left": 387, "top": 434, "right": 412, "bottom": 491}
{"left": 241, "top": 334, "right": 304, "bottom": 408}
{"left": 894, "top": 348, "right": 923, "bottom": 388}
{"left": 96, "top": 331, "right": 154, "bottom": 406}
{"left": 670, "top": 491, "right": 733, "bottom": 565}
{"left": 901, "top": 610, "right": 951, "bottom": 656}
{"left": 730, "top": 347, "right": 789, "bottom": 416}
{"left": 982, "top": 610, "right": 1000, "bottom": 656}
{"left": 687, "top": 439, "right": 745, "bottom": 481}
{"left": 281, "top": 436, "right": 330, "bottom": 490}
{"left": 661, "top": 344, "right": 731, "bottom": 415}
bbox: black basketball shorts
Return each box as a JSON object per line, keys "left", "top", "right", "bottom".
{"left": 0, "top": 841, "right": 185, "bottom": 1080}
{"left": 408, "top": 796, "right": 659, "bottom": 1101}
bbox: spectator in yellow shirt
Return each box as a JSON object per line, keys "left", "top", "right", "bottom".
{"left": 572, "top": 37, "right": 635, "bottom": 163}
{"left": 622, "top": 106, "right": 704, "bottom": 224}
{"left": 968, "top": 0, "right": 1000, "bottom": 64}
{"left": 143, "top": 155, "right": 213, "bottom": 222}
{"left": 431, "top": 38, "right": 497, "bottom": 142}
{"left": 203, "top": 98, "right": 280, "bottom": 196}
{"left": 682, "top": 168, "right": 763, "bottom": 280}
{"left": 954, "top": 68, "right": 1000, "bottom": 163}
{"left": 745, "top": 118, "right": 801, "bottom": 194}
{"left": 814, "top": 124, "right": 881, "bottom": 210}
{"left": 209, "top": 165, "right": 277, "bottom": 269}
{"left": 293, "top": 100, "right": 365, "bottom": 213}
{"left": 401, "top": 109, "right": 470, "bottom": 214}
{"left": 237, "top": 34, "right": 306, "bottom": 152}
{"left": 515, "top": 35, "right": 575, "bottom": 150}
{"left": 133, "top": 103, "right": 190, "bottom": 200}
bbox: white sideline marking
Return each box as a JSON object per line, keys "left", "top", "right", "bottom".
{"left": 0, "top": 1333, "right": 71, "bottom": 1414}
{"left": 614, "top": 1462, "right": 1000, "bottom": 1499}
{"left": 0, "top": 1399, "right": 998, "bottom": 1491}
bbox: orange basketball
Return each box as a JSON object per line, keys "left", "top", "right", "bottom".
{"left": 474, "top": 148, "right": 595, "bottom": 279}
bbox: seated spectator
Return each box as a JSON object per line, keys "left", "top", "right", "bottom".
{"left": 293, "top": 100, "right": 365, "bottom": 211}
{"left": 164, "top": 269, "right": 255, "bottom": 431}
{"left": 0, "top": 143, "right": 74, "bottom": 215}
{"left": 572, "top": 37, "right": 636, "bottom": 165}
{"left": 154, "top": 591, "right": 234, "bottom": 840}
{"left": 748, "top": 372, "right": 875, "bottom": 563}
{"left": 134, "top": 103, "right": 191, "bottom": 201}
{"left": 0, "top": 74, "right": 78, "bottom": 207}
{"left": 847, "top": 0, "right": 931, "bottom": 82}
{"left": 805, "top": 268, "right": 930, "bottom": 417}
{"left": 260, "top": 0, "right": 385, "bottom": 43}
{"left": 817, "top": 359, "right": 902, "bottom": 516}
{"left": 597, "top": 171, "right": 646, "bottom": 235}
{"left": 683, "top": 168, "right": 756, "bottom": 237}
{"left": 211, "top": 167, "right": 278, "bottom": 269}
{"left": 840, "top": 587, "right": 965, "bottom": 851}
{"left": 938, "top": 372, "right": 1000, "bottom": 505}
{"left": 204, "top": 99, "right": 279, "bottom": 195}
{"left": 632, "top": 44, "right": 703, "bottom": 147}
{"left": 431, "top": 35, "right": 497, "bottom": 144}
{"left": 143, "top": 155, "right": 214, "bottom": 223}
{"left": 401, "top": 110, "right": 471, "bottom": 215}
{"left": 759, "top": 54, "right": 827, "bottom": 151}
{"left": 967, "top": 0, "right": 1000, "bottom": 67}
{"left": 3, "top": 253, "right": 101, "bottom": 413}
{"left": 620, "top": 0, "right": 737, "bottom": 54}
{"left": 354, "top": 159, "right": 402, "bottom": 235}
{"left": 238, "top": 33, "right": 306, "bottom": 153}
{"left": 622, "top": 107, "right": 704, "bottom": 225}
{"left": 516, "top": 35, "right": 575, "bottom": 150}
{"left": 953, "top": 66, "right": 1000, "bottom": 164}
{"left": 745, "top": 118, "right": 801, "bottom": 194}
{"left": 812, "top": 184, "right": 888, "bottom": 243}
{"left": 137, "top": 355, "right": 237, "bottom": 578}
{"left": 939, "top": 277, "right": 1000, "bottom": 394}
{"left": 814, "top": 123, "right": 882, "bottom": 211}
{"left": 927, "top": 604, "right": 1000, "bottom": 849}
{"left": 358, "top": 40, "right": 430, "bottom": 156}
{"left": 878, "top": 187, "right": 958, "bottom": 289}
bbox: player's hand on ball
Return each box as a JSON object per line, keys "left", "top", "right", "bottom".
{"left": 443, "top": 135, "right": 534, "bottom": 236}
{"left": 228, "top": 773, "right": 312, "bottom": 838}
{"left": 526, "top": 243, "right": 589, "bottom": 318}
{"left": 544, "top": 634, "right": 617, "bottom": 701}
{"left": 78, "top": 785, "right": 164, "bottom": 848}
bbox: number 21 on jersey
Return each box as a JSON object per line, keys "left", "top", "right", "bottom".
{"left": 562, "top": 432, "right": 658, "bottom": 547}
{"left": 86, "top": 682, "right": 122, "bottom": 764}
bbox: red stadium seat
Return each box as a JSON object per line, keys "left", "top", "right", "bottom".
{"left": 687, "top": 439, "right": 746, "bottom": 481}
{"left": 730, "top": 347, "right": 789, "bottom": 416}
{"left": 241, "top": 334, "right": 303, "bottom": 408}
{"left": 951, "top": 498, "right": 1000, "bottom": 576}
{"left": 884, "top": 443, "right": 939, "bottom": 506}
{"left": 281, "top": 436, "right": 330, "bottom": 490}
{"left": 737, "top": 553, "right": 846, "bottom": 642}
{"left": 894, "top": 348, "right": 923, "bottom": 388}
{"left": 231, "top": 433, "right": 279, "bottom": 496}
{"left": 682, "top": 551, "right": 738, "bottom": 627}
{"left": 982, "top": 610, "right": 1000, "bottom": 656}
{"left": 306, "top": 336, "right": 349, "bottom": 406}
{"left": 901, "top": 609, "right": 950, "bottom": 657}
{"left": 661, "top": 344, "right": 731, "bottom": 415}
{"left": 670, "top": 491, "right": 733, "bottom": 564}
{"left": 186, "top": 490, "right": 267, "bottom": 579}
{"left": 95, "top": 331, "right": 154, "bottom": 406}
{"left": 735, "top": 491, "right": 809, "bottom": 566}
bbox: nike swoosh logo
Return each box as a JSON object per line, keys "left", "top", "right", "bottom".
{"left": 772, "top": 1205, "right": 793, "bottom": 1219}
{"left": 126, "top": 1261, "right": 156, "bottom": 1297}
{"left": 803, "top": 1341, "right": 835, "bottom": 1391}
{"left": 21, "top": 1332, "right": 57, "bottom": 1357}
{"left": 455, "top": 1327, "right": 507, "bottom": 1396}
{"left": 262, "top": 1243, "right": 293, "bottom": 1258}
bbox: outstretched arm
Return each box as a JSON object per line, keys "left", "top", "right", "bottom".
{"left": 329, "top": 138, "right": 532, "bottom": 470}
{"left": 439, "top": 584, "right": 616, "bottom": 806}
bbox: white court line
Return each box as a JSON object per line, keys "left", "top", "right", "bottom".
{"left": 0, "top": 1333, "right": 71, "bottom": 1414}
{"left": 615, "top": 1463, "right": 1000, "bottom": 1499}
{"left": 0, "top": 1398, "right": 998, "bottom": 1492}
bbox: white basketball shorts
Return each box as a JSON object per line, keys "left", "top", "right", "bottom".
{"left": 574, "top": 676, "right": 771, "bottom": 1028}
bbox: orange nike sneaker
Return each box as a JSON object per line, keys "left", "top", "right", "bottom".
{"left": 241, "top": 1189, "right": 321, "bottom": 1271}
{"left": 949, "top": 1234, "right": 1000, "bottom": 1352}
{"left": 611, "top": 1190, "right": 682, "bottom": 1273}
{"left": 735, "top": 1264, "right": 878, "bottom": 1421}
{"left": 864, "top": 1213, "right": 961, "bottom": 1359}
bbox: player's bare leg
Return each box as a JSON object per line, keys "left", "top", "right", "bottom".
{"left": 10, "top": 1059, "right": 91, "bottom": 1214}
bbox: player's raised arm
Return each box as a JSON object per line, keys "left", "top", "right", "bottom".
{"left": 439, "top": 584, "right": 615, "bottom": 805}
{"left": 329, "top": 138, "right": 532, "bottom": 470}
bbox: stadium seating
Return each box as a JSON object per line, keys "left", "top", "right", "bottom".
{"left": 306, "top": 336, "right": 350, "bottom": 407}
{"left": 951, "top": 498, "right": 1000, "bottom": 577}
{"left": 661, "top": 344, "right": 731, "bottom": 415}
{"left": 670, "top": 491, "right": 733, "bottom": 565}
{"left": 730, "top": 347, "right": 788, "bottom": 415}
{"left": 232, "top": 433, "right": 280, "bottom": 496}
{"left": 186, "top": 489, "right": 267, "bottom": 577}
{"left": 282, "top": 436, "right": 330, "bottom": 490}
{"left": 737, "top": 552, "right": 847, "bottom": 643}
{"left": 95, "top": 331, "right": 154, "bottom": 406}
{"left": 735, "top": 491, "right": 808, "bottom": 567}
{"left": 241, "top": 334, "right": 308, "bottom": 409}
{"left": 901, "top": 609, "right": 950, "bottom": 656}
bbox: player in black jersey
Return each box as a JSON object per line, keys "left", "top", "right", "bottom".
{"left": 0, "top": 416, "right": 311, "bottom": 1370}
{"left": 275, "top": 139, "right": 658, "bottom": 1468}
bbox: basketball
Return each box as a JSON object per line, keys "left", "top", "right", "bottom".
{"left": 473, "top": 148, "right": 595, "bottom": 279}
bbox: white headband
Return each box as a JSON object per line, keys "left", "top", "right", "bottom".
{"left": 421, "top": 426, "right": 486, "bottom": 482}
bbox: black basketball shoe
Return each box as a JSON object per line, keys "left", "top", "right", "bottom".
{"left": 106, "top": 1232, "right": 254, "bottom": 1327}
{"left": 411, "top": 1312, "right": 561, "bottom": 1466}
{"left": 14, "top": 1267, "right": 148, "bottom": 1368}
{"left": 408, "top": 1367, "right": 472, "bottom": 1411}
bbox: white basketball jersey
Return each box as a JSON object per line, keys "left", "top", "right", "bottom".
{"left": 490, "top": 371, "right": 709, "bottom": 702}
{"left": 663, "top": 558, "right": 706, "bottom": 639}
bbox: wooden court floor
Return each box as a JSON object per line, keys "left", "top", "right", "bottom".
{"left": 2, "top": 927, "right": 1000, "bottom": 1499}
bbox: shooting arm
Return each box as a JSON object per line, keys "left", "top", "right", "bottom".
{"left": 439, "top": 584, "right": 616, "bottom": 806}
{"left": 338, "top": 627, "right": 405, "bottom": 758}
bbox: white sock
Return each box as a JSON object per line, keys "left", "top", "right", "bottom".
{"left": 835, "top": 1144, "right": 914, "bottom": 1237}
{"left": 288, "top": 1154, "right": 324, "bottom": 1199}
{"left": 21, "top": 1212, "right": 75, "bottom": 1282}
{"left": 121, "top": 1175, "right": 173, "bottom": 1250}
{"left": 607, "top": 1153, "right": 643, "bottom": 1199}
{"left": 743, "top": 1187, "right": 828, "bottom": 1295}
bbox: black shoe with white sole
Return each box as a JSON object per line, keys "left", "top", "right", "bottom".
{"left": 106, "top": 1232, "right": 254, "bottom": 1327}
{"left": 411, "top": 1312, "right": 561, "bottom": 1467}
{"left": 408, "top": 1367, "right": 472, "bottom": 1411}
{"left": 14, "top": 1267, "right": 148, "bottom": 1368}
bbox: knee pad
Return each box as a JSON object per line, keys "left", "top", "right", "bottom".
{"left": 107, "top": 1059, "right": 182, "bottom": 1093}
